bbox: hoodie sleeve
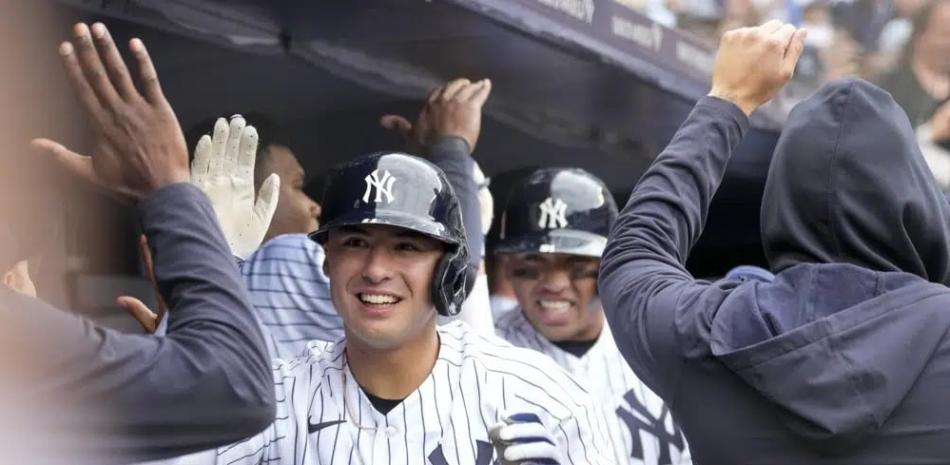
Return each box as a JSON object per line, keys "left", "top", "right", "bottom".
{"left": 598, "top": 97, "right": 749, "bottom": 399}
{"left": 426, "top": 136, "right": 496, "bottom": 333}
{"left": 0, "top": 183, "right": 275, "bottom": 463}
{"left": 426, "top": 135, "right": 483, "bottom": 273}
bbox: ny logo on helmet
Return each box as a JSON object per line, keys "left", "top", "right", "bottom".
{"left": 363, "top": 169, "right": 397, "bottom": 204}
{"left": 538, "top": 197, "right": 568, "bottom": 229}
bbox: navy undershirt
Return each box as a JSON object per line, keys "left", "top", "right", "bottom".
{"left": 553, "top": 339, "right": 597, "bottom": 357}
{"left": 364, "top": 391, "right": 405, "bottom": 415}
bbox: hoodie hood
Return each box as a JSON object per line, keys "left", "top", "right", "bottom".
{"left": 711, "top": 80, "right": 950, "bottom": 455}
{"left": 760, "top": 79, "right": 950, "bottom": 284}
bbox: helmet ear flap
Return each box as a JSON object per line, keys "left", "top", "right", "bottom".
{"left": 431, "top": 244, "right": 473, "bottom": 316}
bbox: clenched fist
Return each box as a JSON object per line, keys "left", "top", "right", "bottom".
{"left": 709, "top": 20, "right": 808, "bottom": 115}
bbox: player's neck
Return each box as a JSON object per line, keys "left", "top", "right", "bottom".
{"left": 346, "top": 320, "right": 440, "bottom": 400}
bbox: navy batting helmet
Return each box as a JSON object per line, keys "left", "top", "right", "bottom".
{"left": 495, "top": 167, "right": 617, "bottom": 258}
{"left": 310, "top": 152, "right": 473, "bottom": 316}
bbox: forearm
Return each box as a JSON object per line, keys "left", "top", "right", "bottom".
{"left": 0, "top": 184, "right": 276, "bottom": 462}
{"left": 596, "top": 97, "right": 748, "bottom": 393}
{"left": 137, "top": 183, "right": 276, "bottom": 444}
{"left": 600, "top": 97, "right": 749, "bottom": 282}
{"left": 426, "top": 136, "right": 483, "bottom": 271}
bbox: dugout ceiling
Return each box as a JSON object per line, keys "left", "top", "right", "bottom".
{"left": 51, "top": 0, "right": 779, "bottom": 275}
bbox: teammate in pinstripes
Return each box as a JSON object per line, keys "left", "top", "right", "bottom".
{"left": 193, "top": 114, "right": 338, "bottom": 355}
{"left": 493, "top": 168, "right": 690, "bottom": 465}
{"left": 149, "top": 151, "right": 614, "bottom": 465}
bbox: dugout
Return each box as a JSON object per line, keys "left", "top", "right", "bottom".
{"left": 40, "top": 0, "right": 781, "bottom": 324}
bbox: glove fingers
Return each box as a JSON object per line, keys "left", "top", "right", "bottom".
{"left": 254, "top": 173, "right": 281, "bottom": 227}
{"left": 208, "top": 117, "right": 229, "bottom": 174}
{"left": 503, "top": 442, "right": 561, "bottom": 463}
{"left": 237, "top": 124, "right": 259, "bottom": 181}
{"left": 496, "top": 422, "right": 551, "bottom": 443}
{"left": 191, "top": 134, "right": 212, "bottom": 181}
{"left": 225, "top": 115, "right": 246, "bottom": 171}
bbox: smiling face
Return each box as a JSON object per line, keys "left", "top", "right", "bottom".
{"left": 323, "top": 224, "right": 445, "bottom": 350}
{"left": 505, "top": 253, "right": 604, "bottom": 342}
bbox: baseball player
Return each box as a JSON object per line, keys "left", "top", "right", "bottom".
{"left": 219, "top": 79, "right": 494, "bottom": 356}
{"left": 493, "top": 168, "right": 690, "bottom": 465}
{"left": 124, "top": 79, "right": 495, "bottom": 355}
{"left": 152, "top": 153, "right": 614, "bottom": 465}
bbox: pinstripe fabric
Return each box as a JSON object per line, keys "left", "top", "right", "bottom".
{"left": 240, "top": 234, "right": 343, "bottom": 357}
{"left": 496, "top": 309, "right": 691, "bottom": 465}
{"left": 158, "top": 322, "right": 615, "bottom": 465}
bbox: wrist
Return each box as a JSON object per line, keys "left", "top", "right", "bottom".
{"left": 707, "top": 88, "right": 758, "bottom": 116}
{"left": 426, "top": 135, "right": 472, "bottom": 157}
{"left": 148, "top": 169, "right": 191, "bottom": 193}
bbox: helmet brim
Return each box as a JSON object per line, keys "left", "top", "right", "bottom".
{"left": 310, "top": 210, "right": 461, "bottom": 246}
{"left": 493, "top": 229, "right": 606, "bottom": 258}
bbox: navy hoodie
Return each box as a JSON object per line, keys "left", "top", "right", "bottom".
{"left": 0, "top": 184, "right": 275, "bottom": 464}
{"left": 599, "top": 80, "right": 950, "bottom": 464}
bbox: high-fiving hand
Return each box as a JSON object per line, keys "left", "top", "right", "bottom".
{"left": 31, "top": 23, "right": 189, "bottom": 201}
{"left": 709, "top": 20, "right": 808, "bottom": 115}
{"left": 191, "top": 116, "right": 280, "bottom": 258}
{"left": 381, "top": 78, "right": 492, "bottom": 154}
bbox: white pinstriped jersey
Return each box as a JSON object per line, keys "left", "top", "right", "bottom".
{"left": 495, "top": 309, "right": 691, "bottom": 465}
{"left": 158, "top": 321, "right": 615, "bottom": 465}
{"left": 240, "top": 234, "right": 342, "bottom": 357}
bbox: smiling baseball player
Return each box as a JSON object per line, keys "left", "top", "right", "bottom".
{"left": 493, "top": 168, "right": 690, "bottom": 465}
{"left": 150, "top": 153, "right": 614, "bottom": 465}
{"left": 221, "top": 78, "right": 493, "bottom": 357}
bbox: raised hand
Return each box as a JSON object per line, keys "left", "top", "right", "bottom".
{"left": 191, "top": 116, "right": 280, "bottom": 258}
{"left": 31, "top": 23, "right": 189, "bottom": 201}
{"left": 380, "top": 78, "right": 492, "bottom": 153}
{"left": 709, "top": 20, "right": 808, "bottom": 115}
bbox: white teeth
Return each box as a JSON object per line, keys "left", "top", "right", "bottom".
{"left": 539, "top": 300, "right": 571, "bottom": 311}
{"left": 359, "top": 293, "right": 400, "bottom": 305}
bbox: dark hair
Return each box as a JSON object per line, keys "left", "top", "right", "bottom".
{"left": 184, "top": 112, "right": 289, "bottom": 188}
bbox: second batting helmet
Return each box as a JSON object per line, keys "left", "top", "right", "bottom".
{"left": 495, "top": 167, "right": 617, "bottom": 258}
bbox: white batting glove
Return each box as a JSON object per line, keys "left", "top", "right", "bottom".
{"left": 473, "top": 160, "right": 493, "bottom": 236}
{"left": 191, "top": 115, "right": 280, "bottom": 258}
{"left": 489, "top": 413, "right": 563, "bottom": 465}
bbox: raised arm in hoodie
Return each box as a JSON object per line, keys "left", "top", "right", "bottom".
{"left": 598, "top": 23, "right": 805, "bottom": 396}
{"left": 602, "top": 21, "right": 950, "bottom": 464}
{"left": 14, "top": 23, "right": 274, "bottom": 462}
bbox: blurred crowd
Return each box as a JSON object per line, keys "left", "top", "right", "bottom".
{"left": 632, "top": 0, "right": 950, "bottom": 187}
